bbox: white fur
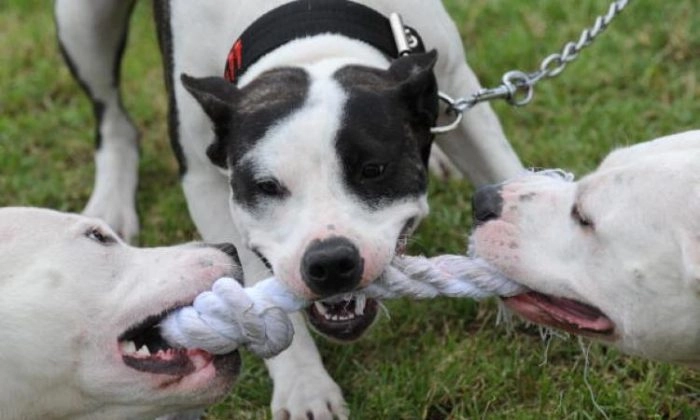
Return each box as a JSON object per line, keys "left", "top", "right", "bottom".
{"left": 472, "top": 130, "right": 700, "bottom": 367}
{"left": 55, "top": 0, "right": 525, "bottom": 417}
{"left": 0, "top": 207, "right": 240, "bottom": 419}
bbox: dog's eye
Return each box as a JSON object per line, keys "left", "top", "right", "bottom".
{"left": 571, "top": 204, "right": 594, "bottom": 229}
{"left": 86, "top": 227, "right": 115, "bottom": 244}
{"left": 256, "top": 178, "right": 287, "bottom": 197}
{"left": 361, "top": 163, "right": 386, "bottom": 180}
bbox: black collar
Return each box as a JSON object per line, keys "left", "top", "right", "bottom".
{"left": 224, "top": 0, "right": 425, "bottom": 83}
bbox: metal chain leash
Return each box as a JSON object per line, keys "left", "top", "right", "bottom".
{"left": 430, "top": 0, "right": 631, "bottom": 134}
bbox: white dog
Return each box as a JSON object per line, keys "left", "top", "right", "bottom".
{"left": 54, "top": 0, "right": 523, "bottom": 417}
{"left": 471, "top": 130, "right": 700, "bottom": 368}
{"left": 0, "top": 207, "right": 245, "bottom": 419}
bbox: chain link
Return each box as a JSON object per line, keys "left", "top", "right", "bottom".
{"left": 432, "top": 0, "right": 631, "bottom": 134}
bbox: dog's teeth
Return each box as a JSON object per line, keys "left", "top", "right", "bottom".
{"left": 136, "top": 345, "right": 151, "bottom": 357}
{"left": 314, "top": 302, "right": 328, "bottom": 316}
{"left": 355, "top": 295, "right": 366, "bottom": 315}
{"left": 121, "top": 341, "right": 137, "bottom": 354}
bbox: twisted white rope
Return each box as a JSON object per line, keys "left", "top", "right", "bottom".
{"left": 160, "top": 255, "right": 524, "bottom": 357}
{"left": 367, "top": 255, "right": 524, "bottom": 300}
{"left": 159, "top": 278, "right": 296, "bottom": 359}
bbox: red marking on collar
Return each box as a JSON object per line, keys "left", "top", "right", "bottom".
{"left": 224, "top": 39, "right": 243, "bottom": 82}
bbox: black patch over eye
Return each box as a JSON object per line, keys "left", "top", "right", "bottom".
{"left": 86, "top": 227, "right": 116, "bottom": 244}
{"left": 571, "top": 204, "right": 594, "bottom": 229}
{"left": 256, "top": 178, "right": 288, "bottom": 198}
{"left": 361, "top": 163, "right": 386, "bottom": 180}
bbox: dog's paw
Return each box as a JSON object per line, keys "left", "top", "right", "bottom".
{"left": 271, "top": 370, "right": 348, "bottom": 420}
{"left": 83, "top": 198, "right": 139, "bottom": 244}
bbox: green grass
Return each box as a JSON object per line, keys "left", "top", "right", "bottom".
{"left": 1, "top": 0, "right": 698, "bottom": 418}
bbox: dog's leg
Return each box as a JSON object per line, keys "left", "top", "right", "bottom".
{"left": 265, "top": 313, "right": 348, "bottom": 420}
{"left": 55, "top": 0, "right": 140, "bottom": 243}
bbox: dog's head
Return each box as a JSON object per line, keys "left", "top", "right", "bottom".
{"left": 470, "top": 131, "right": 700, "bottom": 367}
{"left": 0, "top": 208, "right": 242, "bottom": 418}
{"left": 182, "top": 52, "right": 437, "bottom": 341}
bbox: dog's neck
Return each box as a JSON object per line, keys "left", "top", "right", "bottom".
{"left": 237, "top": 34, "right": 391, "bottom": 87}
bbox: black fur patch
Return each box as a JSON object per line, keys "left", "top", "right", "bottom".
{"left": 182, "top": 68, "right": 309, "bottom": 210}
{"left": 228, "top": 68, "right": 310, "bottom": 165}
{"left": 333, "top": 53, "right": 437, "bottom": 207}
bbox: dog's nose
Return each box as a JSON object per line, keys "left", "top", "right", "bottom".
{"left": 472, "top": 184, "right": 503, "bottom": 225}
{"left": 301, "top": 237, "right": 363, "bottom": 296}
{"left": 212, "top": 242, "right": 240, "bottom": 264}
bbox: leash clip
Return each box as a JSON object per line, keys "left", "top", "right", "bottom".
{"left": 389, "top": 13, "right": 415, "bottom": 56}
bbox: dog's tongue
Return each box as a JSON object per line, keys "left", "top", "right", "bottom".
{"left": 503, "top": 291, "right": 614, "bottom": 333}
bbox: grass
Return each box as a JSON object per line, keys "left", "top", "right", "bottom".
{"left": 1, "top": 0, "right": 698, "bottom": 418}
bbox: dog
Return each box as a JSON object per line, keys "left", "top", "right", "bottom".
{"left": 54, "top": 0, "right": 524, "bottom": 417}
{"left": 0, "top": 207, "right": 245, "bottom": 419}
{"left": 470, "top": 130, "right": 700, "bottom": 368}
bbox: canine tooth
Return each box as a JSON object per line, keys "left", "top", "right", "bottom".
{"left": 136, "top": 345, "right": 151, "bottom": 357}
{"left": 314, "top": 301, "right": 328, "bottom": 316}
{"left": 121, "top": 341, "right": 136, "bottom": 354}
{"left": 355, "top": 295, "right": 366, "bottom": 315}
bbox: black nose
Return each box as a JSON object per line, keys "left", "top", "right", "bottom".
{"left": 212, "top": 242, "right": 240, "bottom": 265}
{"left": 472, "top": 184, "right": 503, "bottom": 225}
{"left": 301, "top": 237, "right": 363, "bottom": 296}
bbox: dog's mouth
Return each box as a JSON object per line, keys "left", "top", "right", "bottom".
{"left": 306, "top": 295, "right": 379, "bottom": 341}
{"left": 304, "top": 219, "right": 414, "bottom": 341}
{"left": 118, "top": 308, "right": 239, "bottom": 376}
{"left": 502, "top": 291, "right": 616, "bottom": 338}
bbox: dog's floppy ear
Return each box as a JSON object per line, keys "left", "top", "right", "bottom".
{"left": 388, "top": 49, "right": 439, "bottom": 129}
{"left": 181, "top": 74, "right": 239, "bottom": 168}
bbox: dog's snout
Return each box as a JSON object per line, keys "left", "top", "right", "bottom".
{"left": 301, "top": 237, "right": 363, "bottom": 296}
{"left": 472, "top": 184, "right": 503, "bottom": 225}
{"left": 212, "top": 242, "right": 240, "bottom": 264}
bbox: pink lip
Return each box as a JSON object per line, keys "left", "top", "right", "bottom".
{"left": 502, "top": 291, "right": 616, "bottom": 338}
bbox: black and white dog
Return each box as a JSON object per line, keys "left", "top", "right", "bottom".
{"left": 55, "top": 0, "right": 522, "bottom": 417}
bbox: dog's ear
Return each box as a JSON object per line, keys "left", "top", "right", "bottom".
{"left": 388, "top": 49, "right": 439, "bottom": 129}
{"left": 181, "top": 74, "right": 239, "bottom": 168}
{"left": 181, "top": 74, "right": 238, "bottom": 124}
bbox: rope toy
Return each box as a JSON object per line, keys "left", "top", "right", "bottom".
{"left": 160, "top": 255, "right": 524, "bottom": 358}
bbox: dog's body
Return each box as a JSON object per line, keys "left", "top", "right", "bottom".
{"left": 55, "top": 0, "right": 523, "bottom": 416}
{"left": 0, "top": 207, "right": 243, "bottom": 419}
{"left": 471, "top": 130, "right": 700, "bottom": 368}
